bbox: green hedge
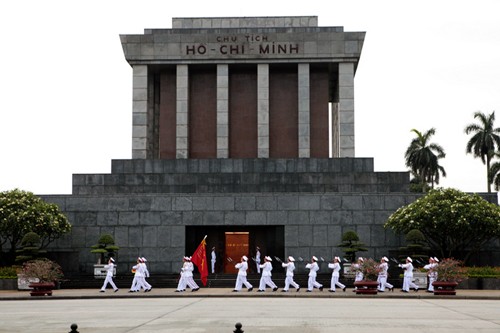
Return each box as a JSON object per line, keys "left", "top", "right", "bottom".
{"left": 0, "top": 266, "right": 18, "bottom": 279}
{"left": 466, "top": 266, "right": 500, "bottom": 278}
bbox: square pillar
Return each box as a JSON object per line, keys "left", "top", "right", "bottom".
{"left": 257, "top": 64, "right": 269, "bottom": 158}
{"left": 176, "top": 65, "right": 189, "bottom": 159}
{"left": 298, "top": 63, "right": 310, "bottom": 158}
{"left": 217, "top": 64, "right": 229, "bottom": 158}
{"left": 132, "top": 65, "right": 148, "bottom": 159}
{"left": 338, "top": 62, "right": 355, "bottom": 157}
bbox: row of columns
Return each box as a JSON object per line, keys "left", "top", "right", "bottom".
{"left": 131, "top": 63, "right": 355, "bottom": 159}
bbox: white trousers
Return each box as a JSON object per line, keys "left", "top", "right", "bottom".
{"left": 100, "top": 275, "right": 117, "bottom": 291}
{"left": 186, "top": 276, "right": 199, "bottom": 289}
{"left": 428, "top": 276, "right": 436, "bottom": 291}
{"left": 377, "top": 275, "right": 393, "bottom": 291}
{"left": 256, "top": 261, "right": 261, "bottom": 273}
{"left": 131, "top": 276, "right": 147, "bottom": 291}
{"left": 307, "top": 276, "right": 322, "bottom": 291}
{"left": 330, "top": 275, "right": 345, "bottom": 291}
{"left": 283, "top": 276, "right": 299, "bottom": 291}
{"left": 259, "top": 276, "right": 277, "bottom": 290}
{"left": 211, "top": 260, "right": 215, "bottom": 273}
{"left": 234, "top": 275, "right": 252, "bottom": 291}
{"left": 402, "top": 276, "right": 418, "bottom": 291}
{"left": 176, "top": 276, "right": 187, "bottom": 291}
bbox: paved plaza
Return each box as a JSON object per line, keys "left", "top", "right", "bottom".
{"left": 0, "top": 288, "right": 499, "bottom": 332}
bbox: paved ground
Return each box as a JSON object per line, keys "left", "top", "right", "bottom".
{"left": 0, "top": 288, "right": 499, "bottom": 332}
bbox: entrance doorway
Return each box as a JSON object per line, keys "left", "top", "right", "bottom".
{"left": 224, "top": 232, "right": 249, "bottom": 274}
{"left": 185, "top": 225, "right": 284, "bottom": 274}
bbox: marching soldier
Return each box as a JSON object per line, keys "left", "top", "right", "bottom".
{"left": 281, "top": 256, "right": 300, "bottom": 292}
{"left": 352, "top": 257, "right": 364, "bottom": 291}
{"left": 175, "top": 257, "right": 189, "bottom": 292}
{"left": 184, "top": 256, "right": 199, "bottom": 292}
{"left": 328, "top": 256, "right": 346, "bottom": 292}
{"left": 305, "top": 256, "right": 323, "bottom": 292}
{"left": 423, "top": 257, "right": 439, "bottom": 292}
{"left": 377, "top": 256, "right": 394, "bottom": 292}
{"left": 129, "top": 257, "right": 146, "bottom": 292}
{"left": 258, "top": 256, "right": 278, "bottom": 292}
{"left": 140, "top": 257, "right": 152, "bottom": 292}
{"left": 100, "top": 258, "right": 118, "bottom": 293}
{"left": 399, "top": 256, "right": 419, "bottom": 292}
{"left": 233, "top": 256, "right": 253, "bottom": 292}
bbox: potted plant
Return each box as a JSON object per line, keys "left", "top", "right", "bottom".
{"left": 90, "top": 234, "right": 119, "bottom": 278}
{"left": 430, "top": 258, "right": 467, "bottom": 295}
{"left": 353, "top": 258, "right": 380, "bottom": 294}
{"left": 20, "top": 258, "right": 63, "bottom": 296}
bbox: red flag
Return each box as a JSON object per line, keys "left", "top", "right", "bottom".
{"left": 191, "top": 236, "right": 208, "bottom": 286}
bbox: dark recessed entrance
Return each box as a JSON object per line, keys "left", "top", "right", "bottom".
{"left": 185, "top": 225, "right": 284, "bottom": 274}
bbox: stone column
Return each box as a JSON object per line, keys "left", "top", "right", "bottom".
{"left": 217, "top": 64, "right": 229, "bottom": 158}
{"left": 176, "top": 65, "right": 189, "bottom": 159}
{"left": 338, "top": 62, "right": 355, "bottom": 157}
{"left": 132, "top": 65, "right": 148, "bottom": 159}
{"left": 257, "top": 64, "right": 269, "bottom": 158}
{"left": 298, "top": 63, "right": 310, "bottom": 158}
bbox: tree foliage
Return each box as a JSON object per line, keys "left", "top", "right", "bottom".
{"left": 404, "top": 128, "right": 446, "bottom": 192}
{"left": 0, "top": 189, "right": 71, "bottom": 265}
{"left": 464, "top": 111, "right": 500, "bottom": 192}
{"left": 384, "top": 188, "right": 500, "bottom": 262}
{"left": 338, "top": 230, "right": 367, "bottom": 263}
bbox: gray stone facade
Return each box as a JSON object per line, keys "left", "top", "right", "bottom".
{"left": 43, "top": 158, "right": 420, "bottom": 275}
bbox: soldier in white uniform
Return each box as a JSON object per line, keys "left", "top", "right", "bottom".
{"left": 305, "top": 256, "right": 323, "bottom": 292}
{"left": 129, "top": 258, "right": 146, "bottom": 292}
{"left": 100, "top": 258, "right": 118, "bottom": 292}
{"left": 233, "top": 255, "right": 253, "bottom": 292}
{"left": 211, "top": 247, "right": 216, "bottom": 274}
{"left": 184, "top": 256, "right": 200, "bottom": 292}
{"left": 140, "top": 257, "right": 152, "bottom": 292}
{"left": 258, "top": 256, "right": 278, "bottom": 292}
{"left": 423, "top": 257, "right": 438, "bottom": 292}
{"left": 175, "top": 257, "right": 189, "bottom": 292}
{"left": 399, "top": 256, "right": 419, "bottom": 292}
{"left": 328, "top": 256, "right": 346, "bottom": 292}
{"left": 281, "top": 256, "right": 300, "bottom": 292}
{"left": 377, "top": 256, "right": 394, "bottom": 292}
{"left": 351, "top": 257, "right": 364, "bottom": 292}
{"left": 255, "top": 247, "right": 261, "bottom": 273}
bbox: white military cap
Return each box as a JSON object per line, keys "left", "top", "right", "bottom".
{"left": 407, "top": 257, "right": 413, "bottom": 262}
{"left": 183, "top": 256, "right": 189, "bottom": 260}
{"left": 141, "top": 257, "right": 147, "bottom": 262}
{"left": 312, "top": 256, "right": 318, "bottom": 261}
{"left": 288, "top": 256, "right": 295, "bottom": 262}
{"left": 265, "top": 256, "right": 272, "bottom": 261}
{"left": 242, "top": 255, "right": 248, "bottom": 261}
{"left": 334, "top": 256, "right": 340, "bottom": 261}
{"left": 433, "top": 257, "right": 439, "bottom": 262}
{"left": 358, "top": 257, "right": 364, "bottom": 262}
{"left": 110, "top": 257, "right": 115, "bottom": 262}
{"left": 382, "top": 256, "right": 389, "bottom": 262}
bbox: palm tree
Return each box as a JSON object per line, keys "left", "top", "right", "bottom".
{"left": 404, "top": 128, "right": 446, "bottom": 192}
{"left": 464, "top": 111, "right": 500, "bottom": 193}
{"left": 489, "top": 152, "right": 500, "bottom": 191}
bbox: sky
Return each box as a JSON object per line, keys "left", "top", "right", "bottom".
{"left": 1, "top": 0, "right": 500, "bottom": 196}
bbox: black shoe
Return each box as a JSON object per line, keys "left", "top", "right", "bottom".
{"left": 248, "top": 287, "right": 253, "bottom": 292}
{"left": 100, "top": 290, "right": 105, "bottom": 293}
{"left": 114, "top": 289, "right": 119, "bottom": 293}
{"left": 175, "top": 290, "right": 181, "bottom": 292}
{"left": 281, "top": 290, "right": 287, "bottom": 292}
{"left": 319, "top": 286, "right": 323, "bottom": 291}
{"left": 377, "top": 289, "right": 384, "bottom": 292}
{"left": 389, "top": 287, "right": 394, "bottom": 292}
{"left": 401, "top": 290, "right": 408, "bottom": 293}
{"left": 232, "top": 290, "right": 238, "bottom": 292}
{"left": 296, "top": 288, "right": 300, "bottom": 292}
{"left": 273, "top": 287, "right": 278, "bottom": 292}
{"left": 414, "top": 288, "right": 419, "bottom": 292}
{"left": 343, "top": 287, "right": 347, "bottom": 292}
{"left": 257, "top": 290, "right": 264, "bottom": 292}
{"left": 329, "top": 290, "right": 335, "bottom": 292}
{"left": 306, "top": 290, "right": 312, "bottom": 292}
{"left": 128, "top": 290, "right": 134, "bottom": 293}
{"left": 426, "top": 290, "right": 433, "bottom": 293}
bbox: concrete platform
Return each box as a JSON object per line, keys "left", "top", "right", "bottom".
{"left": 0, "top": 288, "right": 499, "bottom": 333}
